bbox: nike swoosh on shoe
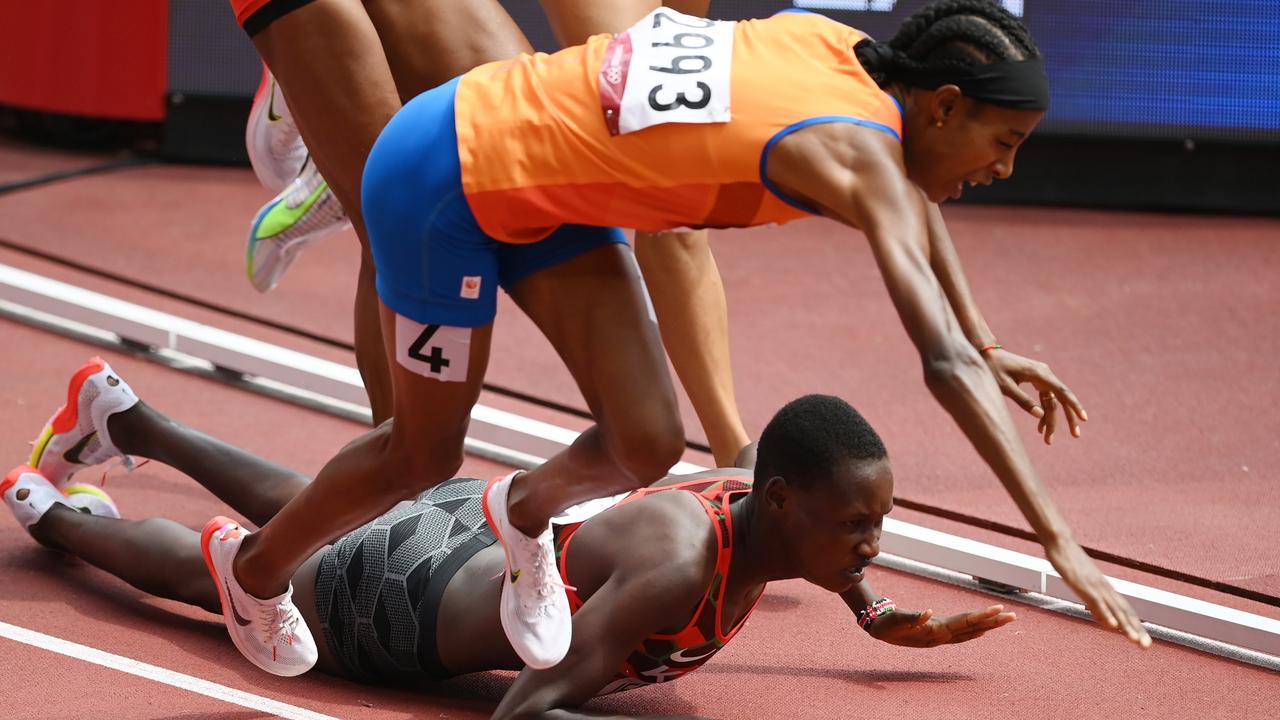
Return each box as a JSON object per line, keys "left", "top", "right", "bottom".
{"left": 267, "top": 81, "right": 283, "bottom": 123}
{"left": 256, "top": 183, "right": 329, "bottom": 238}
{"left": 226, "top": 581, "right": 255, "bottom": 627}
{"left": 62, "top": 432, "right": 99, "bottom": 465}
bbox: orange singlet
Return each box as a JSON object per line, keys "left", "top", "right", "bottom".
{"left": 454, "top": 10, "right": 903, "bottom": 244}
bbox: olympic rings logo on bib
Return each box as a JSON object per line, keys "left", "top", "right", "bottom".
{"left": 598, "top": 8, "right": 734, "bottom": 136}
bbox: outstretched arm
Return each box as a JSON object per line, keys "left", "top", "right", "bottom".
{"left": 765, "top": 124, "right": 1149, "bottom": 647}
{"left": 923, "top": 200, "right": 1087, "bottom": 444}
{"left": 839, "top": 578, "right": 1015, "bottom": 648}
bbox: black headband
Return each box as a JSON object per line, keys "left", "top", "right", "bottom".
{"left": 897, "top": 58, "right": 1050, "bottom": 111}
{"left": 855, "top": 39, "right": 1050, "bottom": 111}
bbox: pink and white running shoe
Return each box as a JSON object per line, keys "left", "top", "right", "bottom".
{"left": 29, "top": 357, "right": 139, "bottom": 489}
{"left": 246, "top": 64, "right": 308, "bottom": 193}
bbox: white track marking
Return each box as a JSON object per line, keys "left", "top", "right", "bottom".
{"left": 0, "top": 621, "right": 339, "bottom": 720}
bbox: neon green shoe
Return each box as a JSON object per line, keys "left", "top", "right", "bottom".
{"left": 246, "top": 157, "right": 351, "bottom": 292}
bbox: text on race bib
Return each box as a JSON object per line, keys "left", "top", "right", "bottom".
{"left": 599, "top": 8, "right": 734, "bottom": 136}
{"left": 395, "top": 315, "right": 472, "bottom": 383}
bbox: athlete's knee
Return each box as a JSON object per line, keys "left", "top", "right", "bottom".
{"left": 379, "top": 422, "right": 467, "bottom": 498}
{"left": 604, "top": 407, "right": 685, "bottom": 484}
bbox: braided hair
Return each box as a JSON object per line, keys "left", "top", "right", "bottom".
{"left": 855, "top": 0, "right": 1041, "bottom": 90}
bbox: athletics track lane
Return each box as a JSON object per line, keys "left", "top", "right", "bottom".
{"left": 1, "top": 141, "right": 1277, "bottom": 717}
{"left": 2, "top": 321, "right": 1277, "bottom": 719}
{"left": 1, "top": 155, "right": 1276, "bottom": 599}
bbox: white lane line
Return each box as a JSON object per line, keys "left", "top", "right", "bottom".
{"left": 0, "top": 621, "right": 339, "bottom": 720}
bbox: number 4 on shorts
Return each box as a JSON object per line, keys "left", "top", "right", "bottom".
{"left": 395, "top": 314, "right": 472, "bottom": 383}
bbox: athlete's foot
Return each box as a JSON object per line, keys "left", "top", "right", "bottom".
{"left": 3, "top": 466, "right": 74, "bottom": 537}
{"left": 246, "top": 65, "right": 307, "bottom": 193}
{"left": 482, "top": 472, "right": 572, "bottom": 669}
{"left": 30, "top": 357, "right": 140, "bottom": 489}
{"left": 201, "top": 517, "right": 316, "bottom": 677}
{"left": 2, "top": 466, "right": 119, "bottom": 548}
{"left": 246, "top": 157, "right": 351, "bottom": 293}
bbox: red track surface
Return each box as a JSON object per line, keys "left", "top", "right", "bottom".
{"left": 1, "top": 142, "right": 1278, "bottom": 718}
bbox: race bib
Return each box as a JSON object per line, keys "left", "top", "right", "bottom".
{"left": 599, "top": 8, "right": 735, "bottom": 136}
{"left": 395, "top": 315, "right": 471, "bottom": 383}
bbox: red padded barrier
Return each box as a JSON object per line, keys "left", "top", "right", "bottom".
{"left": 0, "top": 1, "right": 168, "bottom": 120}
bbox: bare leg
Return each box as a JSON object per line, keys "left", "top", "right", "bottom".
{"left": 343, "top": 0, "right": 533, "bottom": 423}
{"left": 255, "top": 0, "right": 533, "bottom": 427}
{"left": 108, "top": 403, "right": 309, "bottom": 528}
{"left": 634, "top": 229, "right": 750, "bottom": 466}
{"left": 233, "top": 0, "right": 538, "bottom": 599}
{"left": 16, "top": 385, "right": 326, "bottom": 614}
{"left": 253, "top": 0, "right": 401, "bottom": 427}
{"left": 539, "top": 0, "right": 707, "bottom": 46}
{"left": 355, "top": 245, "right": 395, "bottom": 424}
{"left": 30, "top": 508, "right": 219, "bottom": 614}
{"left": 233, "top": 305, "right": 495, "bottom": 598}
{"left": 542, "top": 0, "right": 749, "bottom": 465}
{"left": 365, "top": 0, "right": 533, "bottom": 101}
{"left": 505, "top": 244, "right": 684, "bottom": 532}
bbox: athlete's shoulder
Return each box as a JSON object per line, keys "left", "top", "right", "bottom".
{"left": 565, "top": 487, "right": 717, "bottom": 611}
{"left": 589, "top": 487, "right": 718, "bottom": 570}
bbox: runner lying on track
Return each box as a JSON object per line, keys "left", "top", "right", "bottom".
{"left": 8, "top": 360, "right": 1013, "bottom": 718}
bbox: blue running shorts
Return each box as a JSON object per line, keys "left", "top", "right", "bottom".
{"left": 361, "top": 76, "right": 627, "bottom": 328}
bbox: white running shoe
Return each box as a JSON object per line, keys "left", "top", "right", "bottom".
{"left": 64, "top": 483, "right": 122, "bottom": 519}
{"left": 246, "top": 65, "right": 308, "bottom": 193}
{"left": 2, "top": 466, "right": 73, "bottom": 529}
{"left": 246, "top": 157, "right": 351, "bottom": 293}
{"left": 30, "top": 357, "right": 139, "bottom": 489}
{"left": 482, "top": 472, "right": 572, "bottom": 669}
{"left": 201, "top": 516, "right": 317, "bottom": 677}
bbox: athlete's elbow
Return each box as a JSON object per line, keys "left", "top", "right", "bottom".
{"left": 921, "top": 343, "right": 985, "bottom": 395}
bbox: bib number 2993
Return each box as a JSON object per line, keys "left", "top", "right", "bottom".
{"left": 599, "top": 9, "right": 734, "bottom": 135}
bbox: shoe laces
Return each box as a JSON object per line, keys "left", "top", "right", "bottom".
{"left": 259, "top": 595, "right": 302, "bottom": 646}
{"left": 513, "top": 532, "right": 574, "bottom": 616}
{"left": 96, "top": 456, "right": 143, "bottom": 488}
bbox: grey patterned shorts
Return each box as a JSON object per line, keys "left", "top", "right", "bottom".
{"left": 313, "top": 477, "right": 496, "bottom": 683}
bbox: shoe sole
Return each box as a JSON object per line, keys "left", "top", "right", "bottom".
{"left": 481, "top": 475, "right": 508, "bottom": 547}
{"left": 245, "top": 199, "right": 279, "bottom": 289}
{"left": 481, "top": 476, "right": 523, "bottom": 661}
{"left": 29, "top": 357, "right": 107, "bottom": 469}
{"left": 199, "top": 515, "right": 239, "bottom": 622}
